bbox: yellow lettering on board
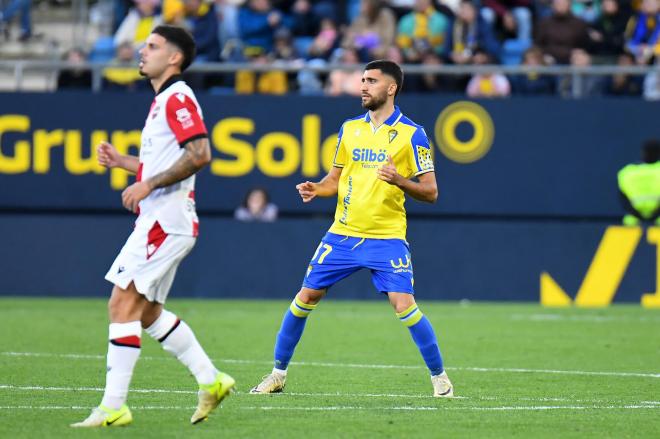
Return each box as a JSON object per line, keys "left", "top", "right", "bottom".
{"left": 33, "top": 129, "right": 64, "bottom": 174}
{"left": 256, "top": 132, "right": 299, "bottom": 177}
{"left": 65, "top": 130, "right": 105, "bottom": 175}
{"left": 210, "top": 118, "right": 255, "bottom": 177}
{"left": 302, "top": 115, "right": 320, "bottom": 177}
{"left": 0, "top": 115, "right": 30, "bottom": 174}
{"left": 642, "top": 227, "right": 660, "bottom": 308}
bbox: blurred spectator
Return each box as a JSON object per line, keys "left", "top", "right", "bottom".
{"left": 509, "top": 46, "right": 556, "bottom": 94}
{"left": 162, "top": 0, "right": 186, "bottom": 24}
{"left": 535, "top": 0, "right": 590, "bottom": 64}
{"left": 102, "top": 41, "right": 145, "bottom": 91}
{"left": 588, "top": 0, "right": 630, "bottom": 58}
{"left": 466, "top": 48, "right": 511, "bottom": 97}
{"left": 625, "top": 0, "right": 660, "bottom": 65}
{"left": 572, "top": 0, "right": 601, "bottom": 23}
{"left": 239, "top": 0, "right": 291, "bottom": 56}
{"left": 235, "top": 41, "right": 290, "bottom": 94}
{"left": 307, "top": 17, "right": 339, "bottom": 60}
{"left": 216, "top": 0, "right": 242, "bottom": 52}
{"left": 558, "top": 48, "right": 603, "bottom": 97}
{"left": 184, "top": 0, "right": 220, "bottom": 61}
{"left": 617, "top": 139, "right": 660, "bottom": 226}
{"left": 114, "top": 0, "right": 163, "bottom": 48}
{"left": 341, "top": 0, "right": 397, "bottom": 61}
{"left": 603, "top": 52, "right": 643, "bottom": 96}
{"left": 480, "top": 0, "right": 533, "bottom": 42}
{"left": 643, "top": 57, "right": 660, "bottom": 98}
{"left": 396, "top": 0, "right": 450, "bottom": 62}
{"left": 0, "top": 0, "right": 31, "bottom": 41}
{"left": 235, "top": 187, "right": 279, "bottom": 222}
{"left": 325, "top": 48, "right": 363, "bottom": 96}
{"left": 405, "top": 51, "right": 458, "bottom": 92}
{"left": 57, "top": 48, "right": 93, "bottom": 90}
{"left": 447, "top": 0, "right": 500, "bottom": 64}
{"left": 289, "top": 0, "right": 320, "bottom": 37}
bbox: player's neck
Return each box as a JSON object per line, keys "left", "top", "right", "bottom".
{"left": 368, "top": 102, "right": 396, "bottom": 128}
{"left": 151, "top": 68, "right": 182, "bottom": 94}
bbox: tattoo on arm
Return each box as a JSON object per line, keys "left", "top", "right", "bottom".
{"left": 146, "top": 138, "right": 211, "bottom": 190}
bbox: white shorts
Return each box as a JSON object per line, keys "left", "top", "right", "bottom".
{"left": 105, "top": 222, "right": 196, "bottom": 304}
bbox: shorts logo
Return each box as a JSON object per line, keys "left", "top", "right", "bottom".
{"left": 176, "top": 108, "right": 194, "bottom": 129}
{"left": 390, "top": 255, "right": 412, "bottom": 273}
{"left": 117, "top": 265, "right": 125, "bottom": 274}
{"left": 306, "top": 265, "right": 313, "bottom": 277}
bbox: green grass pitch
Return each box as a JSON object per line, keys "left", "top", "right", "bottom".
{"left": 1, "top": 298, "right": 659, "bottom": 438}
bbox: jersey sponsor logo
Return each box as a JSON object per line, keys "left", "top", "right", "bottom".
{"left": 352, "top": 148, "right": 387, "bottom": 169}
{"left": 416, "top": 145, "right": 434, "bottom": 171}
{"left": 175, "top": 108, "right": 194, "bottom": 129}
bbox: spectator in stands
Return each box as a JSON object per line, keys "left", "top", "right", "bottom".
{"left": 234, "top": 38, "right": 291, "bottom": 95}
{"left": 162, "top": 0, "right": 186, "bottom": 25}
{"left": 446, "top": 0, "right": 500, "bottom": 65}
{"left": 184, "top": 0, "right": 220, "bottom": 61}
{"left": 572, "top": 0, "right": 601, "bottom": 23}
{"left": 643, "top": 56, "right": 660, "bottom": 99}
{"left": 480, "top": 0, "right": 533, "bottom": 42}
{"left": 215, "top": 0, "right": 242, "bottom": 53}
{"left": 625, "top": 0, "right": 660, "bottom": 65}
{"left": 535, "top": 0, "right": 590, "bottom": 64}
{"left": 396, "top": 0, "right": 450, "bottom": 63}
{"left": 617, "top": 139, "right": 660, "bottom": 226}
{"left": 289, "top": 0, "right": 321, "bottom": 38}
{"left": 588, "top": 0, "right": 630, "bottom": 59}
{"left": 57, "top": 48, "right": 93, "bottom": 90}
{"left": 509, "top": 46, "right": 555, "bottom": 94}
{"left": 603, "top": 52, "right": 643, "bottom": 96}
{"left": 558, "top": 48, "right": 603, "bottom": 97}
{"left": 466, "top": 48, "right": 511, "bottom": 97}
{"left": 235, "top": 187, "right": 279, "bottom": 222}
{"left": 307, "top": 17, "right": 339, "bottom": 60}
{"left": 325, "top": 48, "right": 363, "bottom": 96}
{"left": 102, "top": 41, "right": 145, "bottom": 91}
{"left": 341, "top": 0, "right": 397, "bottom": 61}
{"left": 239, "top": 0, "right": 291, "bottom": 56}
{"left": 0, "top": 0, "right": 32, "bottom": 41}
{"left": 114, "top": 0, "right": 163, "bottom": 48}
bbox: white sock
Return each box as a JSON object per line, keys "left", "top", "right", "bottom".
{"left": 272, "top": 367, "right": 287, "bottom": 377}
{"left": 145, "top": 310, "right": 218, "bottom": 385}
{"left": 101, "top": 321, "right": 141, "bottom": 410}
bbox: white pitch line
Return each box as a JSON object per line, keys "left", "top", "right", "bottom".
{"left": 3, "top": 351, "right": 660, "bottom": 379}
{"left": 1, "top": 405, "right": 659, "bottom": 412}
{"left": 3, "top": 384, "right": 660, "bottom": 406}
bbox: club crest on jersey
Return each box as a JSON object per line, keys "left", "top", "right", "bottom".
{"left": 176, "top": 108, "right": 194, "bottom": 129}
{"left": 151, "top": 105, "right": 160, "bottom": 119}
{"left": 388, "top": 129, "right": 398, "bottom": 143}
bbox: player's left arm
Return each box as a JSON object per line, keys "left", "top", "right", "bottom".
{"left": 121, "top": 138, "right": 211, "bottom": 212}
{"left": 377, "top": 155, "right": 438, "bottom": 203}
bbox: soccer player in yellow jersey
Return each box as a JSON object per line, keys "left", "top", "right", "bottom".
{"left": 250, "top": 60, "right": 453, "bottom": 397}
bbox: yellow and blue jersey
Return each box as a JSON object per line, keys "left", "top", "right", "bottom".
{"left": 329, "top": 106, "right": 435, "bottom": 240}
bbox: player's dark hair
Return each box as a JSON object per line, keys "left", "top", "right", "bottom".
{"left": 364, "top": 60, "right": 404, "bottom": 96}
{"left": 151, "top": 25, "right": 196, "bottom": 72}
{"left": 642, "top": 139, "right": 660, "bottom": 163}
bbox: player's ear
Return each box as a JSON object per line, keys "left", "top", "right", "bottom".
{"left": 168, "top": 47, "right": 184, "bottom": 68}
{"left": 388, "top": 82, "right": 397, "bottom": 97}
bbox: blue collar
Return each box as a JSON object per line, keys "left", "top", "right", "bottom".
{"left": 364, "top": 106, "right": 402, "bottom": 127}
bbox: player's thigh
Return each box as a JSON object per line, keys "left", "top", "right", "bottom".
{"left": 302, "top": 233, "right": 362, "bottom": 291}
{"left": 145, "top": 235, "right": 196, "bottom": 304}
{"left": 108, "top": 282, "right": 149, "bottom": 323}
{"left": 364, "top": 238, "right": 414, "bottom": 295}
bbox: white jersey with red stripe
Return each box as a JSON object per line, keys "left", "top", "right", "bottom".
{"left": 136, "top": 76, "right": 208, "bottom": 237}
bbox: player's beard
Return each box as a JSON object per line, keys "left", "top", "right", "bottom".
{"left": 361, "top": 92, "right": 387, "bottom": 111}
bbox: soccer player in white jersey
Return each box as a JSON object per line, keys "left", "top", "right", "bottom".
{"left": 72, "top": 25, "right": 234, "bottom": 428}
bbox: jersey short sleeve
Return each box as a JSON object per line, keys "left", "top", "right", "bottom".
{"left": 410, "top": 126, "right": 434, "bottom": 176}
{"left": 333, "top": 123, "right": 346, "bottom": 168}
{"left": 165, "top": 92, "right": 208, "bottom": 147}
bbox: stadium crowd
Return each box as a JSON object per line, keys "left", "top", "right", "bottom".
{"left": 42, "top": 0, "right": 660, "bottom": 96}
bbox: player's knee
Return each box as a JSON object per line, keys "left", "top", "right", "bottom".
{"left": 297, "top": 288, "right": 324, "bottom": 305}
{"left": 390, "top": 294, "right": 416, "bottom": 314}
{"left": 108, "top": 284, "right": 145, "bottom": 322}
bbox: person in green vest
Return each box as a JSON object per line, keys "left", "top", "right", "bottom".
{"left": 618, "top": 139, "right": 660, "bottom": 226}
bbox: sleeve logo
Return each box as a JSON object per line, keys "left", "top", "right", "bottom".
{"left": 175, "top": 108, "right": 194, "bottom": 129}
{"left": 416, "top": 145, "right": 434, "bottom": 171}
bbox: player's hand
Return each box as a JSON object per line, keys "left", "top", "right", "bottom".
{"left": 121, "top": 181, "right": 152, "bottom": 213}
{"left": 377, "top": 155, "right": 401, "bottom": 185}
{"left": 97, "top": 142, "right": 122, "bottom": 169}
{"left": 296, "top": 181, "right": 317, "bottom": 203}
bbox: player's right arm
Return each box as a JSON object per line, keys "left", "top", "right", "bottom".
{"left": 97, "top": 141, "right": 139, "bottom": 174}
{"left": 296, "top": 166, "right": 342, "bottom": 203}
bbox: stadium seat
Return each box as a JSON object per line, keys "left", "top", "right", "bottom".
{"left": 501, "top": 39, "right": 532, "bottom": 66}
{"left": 88, "top": 36, "right": 115, "bottom": 63}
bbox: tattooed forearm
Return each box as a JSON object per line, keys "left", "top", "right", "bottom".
{"left": 146, "top": 138, "right": 212, "bottom": 190}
